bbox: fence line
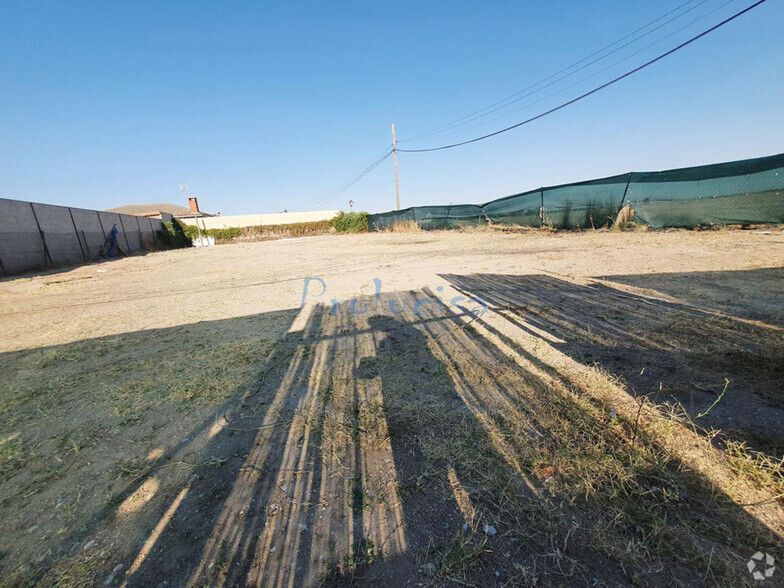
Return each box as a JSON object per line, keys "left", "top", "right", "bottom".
{"left": 0, "top": 198, "right": 165, "bottom": 275}
{"left": 368, "top": 152, "right": 784, "bottom": 231}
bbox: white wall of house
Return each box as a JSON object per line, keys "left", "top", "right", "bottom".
{"left": 178, "top": 210, "right": 340, "bottom": 229}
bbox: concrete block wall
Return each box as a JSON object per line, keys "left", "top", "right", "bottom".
{"left": 138, "top": 216, "right": 157, "bottom": 248}
{"left": 122, "top": 215, "right": 142, "bottom": 252}
{"left": 30, "top": 202, "right": 86, "bottom": 267}
{"left": 70, "top": 208, "right": 107, "bottom": 258}
{"left": 0, "top": 197, "right": 165, "bottom": 275}
{"left": 97, "top": 212, "right": 131, "bottom": 253}
{"left": 0, "top": 199, "right": 48, "bottom": 274}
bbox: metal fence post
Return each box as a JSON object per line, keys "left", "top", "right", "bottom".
{"left": 29, "top": 202, "right": 53, "bottom": 266}
{"left": 68, "top": 207, "right": 88, "bottom": 261}
{"left": 619, "top": 172, "right": 633, "bottom": 209}
{"left": 135, "top": 216, "right": 144, "bottom": 249}
{"left": 117, "top": 215, "right": 132, "bottom": 253}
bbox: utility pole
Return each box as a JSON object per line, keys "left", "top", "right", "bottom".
{"left": 391, "top": 123, "right": 400, "bottom": 210}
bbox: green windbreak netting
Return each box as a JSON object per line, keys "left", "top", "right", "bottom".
{"left": 626, "top": 154, "right": 784, "bottom": 227}
{"left": 367, "top": 153, "right": 784, "bottom": 231}
{"left": 369, "top": 204, "right": 485, "bottom": 230}
{"left": 481, "top": 189, "right": 541, "bottom": 227}
{"left": 540, "top": 174, "right": 630, "bottom": 229}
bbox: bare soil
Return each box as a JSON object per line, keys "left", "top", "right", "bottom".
{"left": 0, "top": 228, "right": 782, "bottom": 587}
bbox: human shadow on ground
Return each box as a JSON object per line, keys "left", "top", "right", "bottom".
{"left": 4, "top": 289, "right": 780, "bottom": 586}
{"left": 136, "top": 289, "right": 780, "bottom": 586}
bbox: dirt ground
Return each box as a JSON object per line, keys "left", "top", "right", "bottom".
{"left": 0, "top": 228, "right": 782, "bottom": 587}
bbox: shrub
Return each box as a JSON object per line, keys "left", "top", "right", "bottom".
{"left": 179, "top": 223, "right": 240, "bottom": 242}
{"left": 331, "top": 211, "right": 368, "bottom": 233}
{"left": 181, "top": 224, "right": 200, "bottom": 240}
{"left": 209, "top": 227, "right": 243, "bottom": 241}
{"left": 156, "top": 219, "right": 193, "bottom": 249}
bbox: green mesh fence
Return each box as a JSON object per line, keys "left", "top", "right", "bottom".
{"left": 370, "top": 204, "right": 486, "bottom": 231}
{"left": 367, "top": 153, "right": 784, "bottom": 231}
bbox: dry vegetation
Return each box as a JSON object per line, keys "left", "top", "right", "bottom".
{"left": 379, "top": 220, "right": 422, "bottom": 233}
{"left": 182, "top": 212, "right": 369, "bottom": 244}
{"left": 0, "top": 228, "right": 781, "bottom": 586}
{"left": 185, "top": 219, "right": 337, "bottom": 243}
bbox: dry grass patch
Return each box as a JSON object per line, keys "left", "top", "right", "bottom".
{"left": 0, "top": 315, "right": 285, "bottom": 585}
{"left": 381, "top": 220, "right": 422, "bottom": 233}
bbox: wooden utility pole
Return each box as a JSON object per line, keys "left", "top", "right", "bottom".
{"left": 391, "top": 123, "right": 401, "bottom": 210}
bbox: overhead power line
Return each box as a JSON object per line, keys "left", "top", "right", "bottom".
{"left": 397, "top": 0, "right": 767, "bottom": 154}
{"left": 400, "top": 0, "right": 709, "bottom": 144}
{"left": 415, "top": 0, "right": 737, "bottom": 144}
{"left": 295, "top": 148, "right": 393, "bottom": 211}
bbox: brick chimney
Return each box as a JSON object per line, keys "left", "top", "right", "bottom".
{"left": 187, "top": 196, "right": 200, "bottom": 214}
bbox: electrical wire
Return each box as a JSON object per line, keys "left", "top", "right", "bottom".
{"left": 288, "top": 0, "right": 760, "bottom": 210}
{"left": 397, "top": 0, "right": 766, "bottom": 153}
{"left": 409, "top": 0, "right": 737, "bottom": 144}
{"left": 294, "top": 148, "right": 393, "bottom": 211}
{"left": 295, "top": 146, "right": 391, "bottom": 210}
{"left": 399, "top": 0, "right": 707, "bottom": 144}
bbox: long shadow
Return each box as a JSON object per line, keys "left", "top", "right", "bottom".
{"left": 0, "top": 308, "right": 301, "bottom": 585}
{"left": 602, "top": 267, "right": 784, "bottom": 327}
{"left": 141, "top": 289, "right": 781, "bottom": 585}
{"left": 309, "top": 293, "right": 555, "bottom": 585}
{"left": 333, "top": 289, "right": 780, "bottom": 586}
{"left": 442, "top": 271, "right": 784, "bottom": 457}
{"left": 127, "top": 308, "right": 328, "bottom": 586}
{"left": 4, "top": 287, "right": 781, "bottom": 586}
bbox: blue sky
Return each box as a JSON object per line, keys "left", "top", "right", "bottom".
{"left": 1, "top": 0, "right": 781, "bottom": 215}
